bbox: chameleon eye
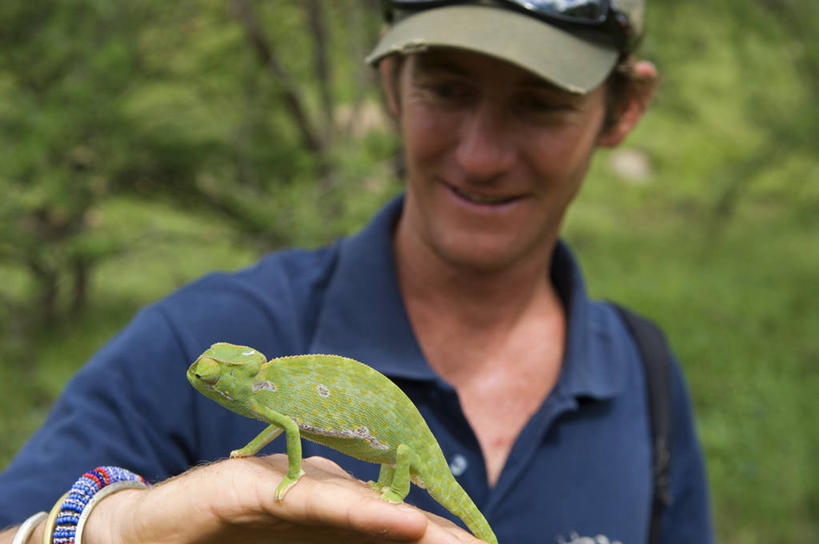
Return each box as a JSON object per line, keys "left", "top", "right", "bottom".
{"left": 193, "top": 357, "right": 221, "bottom": 385}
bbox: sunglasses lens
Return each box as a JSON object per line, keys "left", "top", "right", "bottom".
{"left": 511, "top": 0, "right": 605, "bottom": 21}
{"left": 388, "top": 0, "right": 447, "bottom": 5}
{"left": 388, "top": 1, "right": 607, "bottom": 22}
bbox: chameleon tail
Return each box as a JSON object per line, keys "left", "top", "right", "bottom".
{"left": 424, "top": 471, "right": 498, "bottom": 544}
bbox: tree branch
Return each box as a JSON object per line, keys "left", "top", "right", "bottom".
{"left": 229, "top": 0, "right": 324, "bottom": 154}
{"left": 305, "top": 0, "right": 334, "bottom": 144}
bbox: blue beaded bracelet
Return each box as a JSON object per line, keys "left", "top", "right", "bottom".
{"left": 49, "top": 466, "right": 149, "bottom": 544}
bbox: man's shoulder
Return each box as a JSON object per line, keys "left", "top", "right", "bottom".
{"left": 151, "top": 243, "right": 343, "bottom": 354}
{"left": 174, "top": 244, "right": 339, "bottom": 302}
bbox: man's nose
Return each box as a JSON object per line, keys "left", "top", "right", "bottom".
{"left": 454, "top": 101, "right": 517, "bottom": 181}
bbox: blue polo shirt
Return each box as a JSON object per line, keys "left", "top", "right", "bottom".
{"left": 0, "top": 196, "right": 714, "bottom": 543}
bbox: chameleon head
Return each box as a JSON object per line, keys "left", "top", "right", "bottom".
{"left": 187, "top": 342, "right": 267, "bottom": 408}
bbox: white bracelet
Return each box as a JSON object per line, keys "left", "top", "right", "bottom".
{"left": 11, "top": 511, "right": 47, "bottom": 544}
{"left": 74, "top": 480, "right": 147, "bottom": 544}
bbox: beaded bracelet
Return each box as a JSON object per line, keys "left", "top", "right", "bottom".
{"left": 44, "top": 466, "right": 149, "bottom": 544}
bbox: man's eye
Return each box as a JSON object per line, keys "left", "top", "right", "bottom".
{"left": 421, "top": 80, "right": 474, "bottom": 102}
{"left": 518, "top": 94, "right": 571, "bottom": 114}
{"left": 431, "top": 83, "right": 460, "bottom": 98}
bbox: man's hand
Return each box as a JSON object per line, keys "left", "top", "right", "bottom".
{"left": 78, "top": 455, "right": 485, "bottom": 544}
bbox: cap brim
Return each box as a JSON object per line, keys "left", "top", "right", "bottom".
{"left": 366, "top": 5, "right": 619, "bottom": 94}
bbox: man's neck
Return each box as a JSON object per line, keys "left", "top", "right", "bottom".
{"left": 392, "top": 215, "right": 565, "bottom": 376}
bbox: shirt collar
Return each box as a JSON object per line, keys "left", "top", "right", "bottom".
{"left": 309, "top": 195, "right": 626, "bottom": 399}
{"left": 550, "top": 243, "right": 627, "bottom": 400}
{"left": 309, "top": 196, "right": 436, "bottom": 381}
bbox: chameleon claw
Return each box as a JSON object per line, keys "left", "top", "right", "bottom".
{"left": 367, "top": 480, "right": 389, "bottom": 494}
{"left": 229, "top": 448, "right": 253, "bottom": 459}
{"left": 380, "top": 489, "right": 404, "bottom": 504}
{"left": 274, "top": 469, "right": 305, "bottom": 500}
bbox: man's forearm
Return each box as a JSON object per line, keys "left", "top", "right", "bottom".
{"left": 0, "top": 521, "right": 45, "bottom": 544}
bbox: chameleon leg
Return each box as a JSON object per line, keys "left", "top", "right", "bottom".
{"left": 381, "top": 443, "right": 417, "bottom": 504}
{"left": 369, "top": 464, "right": 395, "bottom": 493}
{"left": 249, "top": 402, "right": 305, "bottom": 500}
{"left": 230, "top": 424, "right": 284, "bottom": 458}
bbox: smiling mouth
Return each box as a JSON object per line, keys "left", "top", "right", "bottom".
{"left": 450, "top": 185, "right": 520, "bottom": 205}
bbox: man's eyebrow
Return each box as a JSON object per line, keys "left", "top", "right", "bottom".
{"left": 518, "top": 74, "right": 568, "bottom": 94}
{"left": 415, "top": 54, "right": 570, "bottom": 93}
{"left": 411, "top": 55, "right": 470, "bottom": 77}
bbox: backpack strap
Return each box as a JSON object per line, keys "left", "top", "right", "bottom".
{"left": 610, "top": 303, "right": 673, "bottom": 544}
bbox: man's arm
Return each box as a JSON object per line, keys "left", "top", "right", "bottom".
{"left": 0, "top": 455, "right": 483, "bottom": 544}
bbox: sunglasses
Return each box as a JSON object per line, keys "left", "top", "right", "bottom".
{"left": 380, "top": 0, "right": 637, "bottom": 52}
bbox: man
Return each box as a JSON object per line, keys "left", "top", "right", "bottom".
{"left": 0, "top": 1, "right": 714, "bottom": 543}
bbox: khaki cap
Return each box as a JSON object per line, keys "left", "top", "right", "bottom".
{"left": 366, "top": 3, "right": 637, "bottom": 94}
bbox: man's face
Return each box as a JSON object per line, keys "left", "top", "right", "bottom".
{"left": 390, "top": 49, "right": 611, "bottom": 273}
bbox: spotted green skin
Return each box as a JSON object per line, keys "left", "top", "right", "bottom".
{"left": 187, "top": 342, "right": 497, "bottom": 544}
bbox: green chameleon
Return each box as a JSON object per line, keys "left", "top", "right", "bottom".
{"left": 187, "top": 342, "right": 498, "bottom": 544}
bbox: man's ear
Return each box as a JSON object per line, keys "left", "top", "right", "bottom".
{"left": 379, "top": 56, "right": 401, "bottom": 117}
{"left": 598, "top": 60, "right": 658, "bottom": 148}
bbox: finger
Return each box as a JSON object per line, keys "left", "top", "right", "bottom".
{"left": 251, "top": 456, "right": 428, "bottom": 539}
{"left": 302, "top": 455, "right": 355, "bottom": 478}
{"left": 418, "top": 509, "right": 490, "bottom": 544}
{"left": 266, "top": 456, "right": 485, "bottom": 543}
{"left": 264, "top": 457, "right": 485, "bottom": 543}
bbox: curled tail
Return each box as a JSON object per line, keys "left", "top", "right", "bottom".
{"left": 423, "top": 468, "right": 497, "bottom": 544}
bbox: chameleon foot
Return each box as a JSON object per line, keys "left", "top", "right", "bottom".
{"left": 274, "top": 469, "right": 305, "bottom": 500}
{"left": 380, "top": 489, "right": 404, "bottom": 504}
{"left": 229, "top": 448, "right": 253, "bottom": 459}
{"left": 367, "top": 480, "right": 388, "bottom": 493}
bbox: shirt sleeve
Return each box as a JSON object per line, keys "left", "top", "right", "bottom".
{"left": 661, "top": 357, "right": 717, "bottom": 543}
{"left": 0, "top": 305, "right": 200, "bottom": 527}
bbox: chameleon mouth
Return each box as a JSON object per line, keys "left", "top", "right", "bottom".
{"left": 207, "top": 385, "right": 233, "bottom": 401}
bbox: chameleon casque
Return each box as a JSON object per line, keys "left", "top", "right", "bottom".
{"left": 187, "top": 342, "right": 497, "bottom": 544}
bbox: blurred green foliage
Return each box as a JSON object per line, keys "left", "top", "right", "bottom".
{"left": 0, "top": 0, "right": 395, "bottom": 326}
{"left": 0, "top": 1, "right": 816, "bottom": 542}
